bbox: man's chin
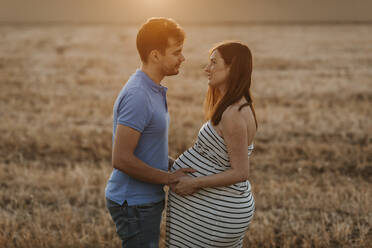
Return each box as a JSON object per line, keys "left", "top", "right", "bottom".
{"left": 166, "top": 69, "right": 179, "bottom": 76}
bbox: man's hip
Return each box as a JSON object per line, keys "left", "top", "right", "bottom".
{"left": 106, "top": 198, "right": 165, "bottom": 248}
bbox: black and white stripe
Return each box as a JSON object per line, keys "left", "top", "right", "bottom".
{"left": 166, "top": 121, "right": 255, "bottom": 248}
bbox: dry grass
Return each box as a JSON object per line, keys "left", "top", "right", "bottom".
{"left": 0, "top": 23, "right": 371, "bottom": 247}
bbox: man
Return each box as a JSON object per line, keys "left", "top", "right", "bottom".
{"left": 105, "top": 17, "right": 194, "bottom": 247}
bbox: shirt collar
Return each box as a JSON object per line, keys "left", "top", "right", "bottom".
{"left": 136, "top": 69, "right": 168, "bottom": 93}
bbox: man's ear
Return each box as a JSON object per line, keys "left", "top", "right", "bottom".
{"left": 148, "top": 50, "right": 161, "bottom": 63}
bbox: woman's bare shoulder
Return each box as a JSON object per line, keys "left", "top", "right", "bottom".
{"left": 220, "top": 105, "right": 246, "bottom": 133}
{"left": 221, "top": 102, "right": 256, "bottom": 136}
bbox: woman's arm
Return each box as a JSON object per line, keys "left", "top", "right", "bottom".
{"left": 174, "top": 107, "right": 251, "bottom": 195}
{"left": 168, "top": 156, "right": 175, "bottom": 171}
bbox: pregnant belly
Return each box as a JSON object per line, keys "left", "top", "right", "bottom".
{"left": 171, "top": 148, "right": 221, "bottom": 178}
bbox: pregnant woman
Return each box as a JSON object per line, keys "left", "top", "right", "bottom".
{"left": 166, "top": 41, "right": 258, "bottom": 247}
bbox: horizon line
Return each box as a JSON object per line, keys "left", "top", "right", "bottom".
{"left": 1, "top": 20, "right": 372, "bottom": 26}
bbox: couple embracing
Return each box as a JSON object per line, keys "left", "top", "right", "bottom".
{"left": 105, "top": 17, "right": 257, "bottom": 248}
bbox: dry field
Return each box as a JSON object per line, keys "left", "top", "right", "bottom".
{"left": 0, "top": 23, "right": 371, "bottom": 247}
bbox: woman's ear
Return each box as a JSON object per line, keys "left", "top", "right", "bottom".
{"left": 226, "top": 64, "right": 231, "bottom": 74}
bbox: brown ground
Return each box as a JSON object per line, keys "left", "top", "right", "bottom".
{"left": 0, "top": 23, "right": 371, "bottom": 247}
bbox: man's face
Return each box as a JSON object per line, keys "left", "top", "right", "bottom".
{"left": 159, "top": 37, "right": 185, "bottom": 76}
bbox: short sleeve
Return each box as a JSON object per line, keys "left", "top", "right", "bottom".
{"left": 116, "top": 89, "right": 153, "bottom": 133}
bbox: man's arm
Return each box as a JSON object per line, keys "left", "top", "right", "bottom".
{"left": 112, "top": 124, "right": 194, "bottom": 185}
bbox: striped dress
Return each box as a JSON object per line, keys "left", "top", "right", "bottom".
{"left": 166, "top": 121, "right": 255, "bottom": 248}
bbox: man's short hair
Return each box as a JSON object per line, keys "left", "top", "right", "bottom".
{"left": 136, "top": 17, "right": 185, "bottom": 63}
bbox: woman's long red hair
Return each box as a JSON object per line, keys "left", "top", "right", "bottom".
{"left": 204, "top": 41, "right": 258, "bottom": 128}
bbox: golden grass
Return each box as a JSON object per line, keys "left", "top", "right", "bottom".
{"left": 0, "top": 24, "right": 371, "bottom": 247}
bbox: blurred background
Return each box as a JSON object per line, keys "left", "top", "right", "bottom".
{"left": 1, "top": 0, "right": 372, "bottom": 24}
{"left": 0, "top": 0, "right": 371, "bottom": 247}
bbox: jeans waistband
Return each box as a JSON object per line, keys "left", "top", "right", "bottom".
{"left": 106, "top": 197, "right": 164, "bottom": 209}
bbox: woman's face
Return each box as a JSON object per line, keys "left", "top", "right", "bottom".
{"left": 205, "top": 50, "right": 230, "bottom": 91}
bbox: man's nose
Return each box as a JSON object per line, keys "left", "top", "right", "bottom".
{"left": 180, "top": 54, "right": 185, "bottom": 62}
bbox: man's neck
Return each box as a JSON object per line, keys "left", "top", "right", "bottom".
{"left": 140, "top": 64, "right": 164, "bottom": 85}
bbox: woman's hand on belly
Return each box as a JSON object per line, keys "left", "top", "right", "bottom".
{"left": 173, "top": 176, "right": 200, "bottom": 196}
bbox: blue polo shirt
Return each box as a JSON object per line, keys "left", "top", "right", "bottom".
{"left": 105, "top": 69, "right": 169, "bottom": 206}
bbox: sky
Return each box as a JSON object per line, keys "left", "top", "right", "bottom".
{"left": 1, "top": 0, "right": 372, "bottom": 24}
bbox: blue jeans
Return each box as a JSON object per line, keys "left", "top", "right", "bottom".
{"left": 106, "top": 198, "right": 165, "bottom": 248}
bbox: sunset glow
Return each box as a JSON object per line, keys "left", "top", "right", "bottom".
{"left": 1, "top": 0, "right": 371, "bottom": 247}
